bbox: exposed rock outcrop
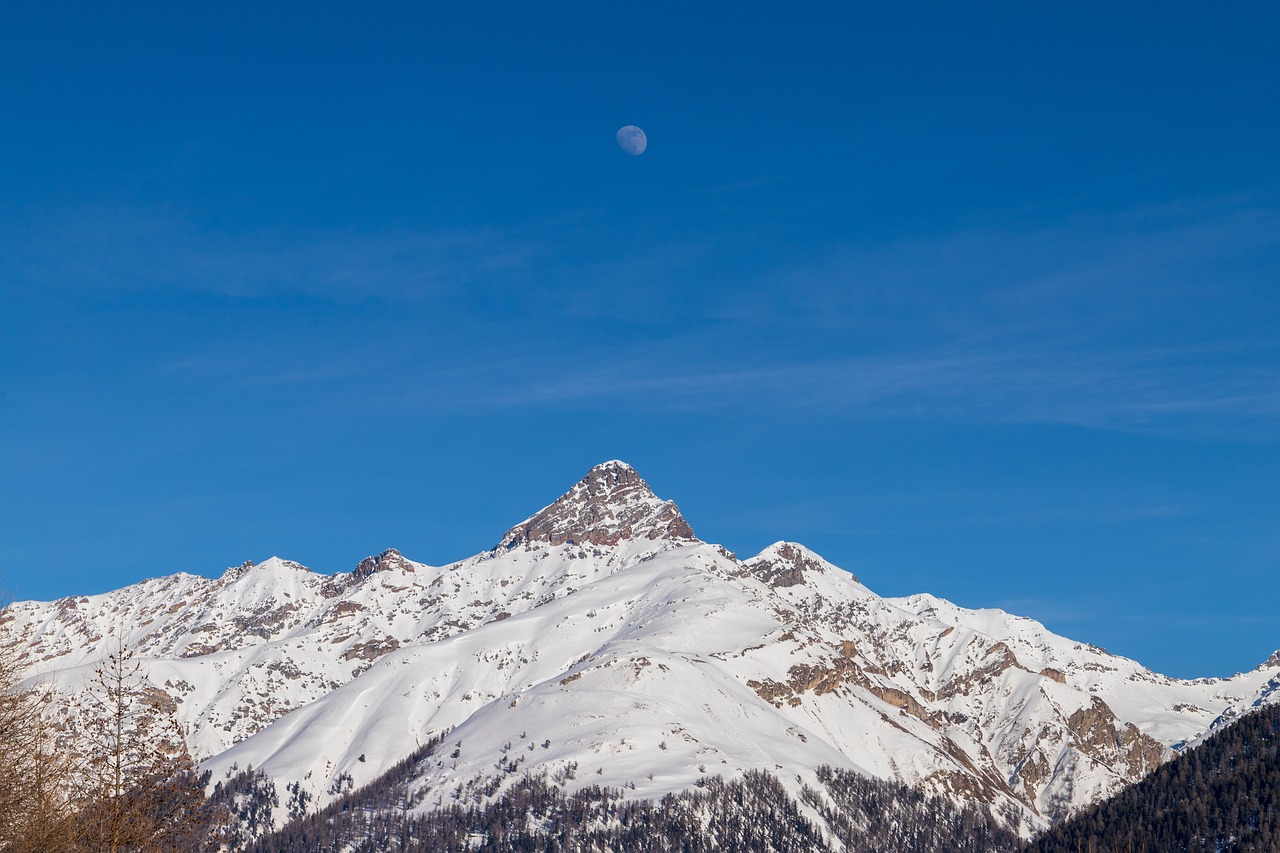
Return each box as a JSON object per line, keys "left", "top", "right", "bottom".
{"left": 497, "top": 461, "right": 695, "bottom": 549}
{"left": 745, "top": 541, "right": 857, "bottom": 587}
{"left": 353, "top": 548, "right": 415, "bottom": 580}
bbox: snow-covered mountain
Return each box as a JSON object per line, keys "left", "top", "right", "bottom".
{"left": 12, "top": 461, "right": 1280, "bottom": 837}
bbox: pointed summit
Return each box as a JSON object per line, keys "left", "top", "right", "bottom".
{"left": 497, "top": 461, "right": 696, "bottom": 550}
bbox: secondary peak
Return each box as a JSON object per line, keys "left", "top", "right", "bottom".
{"left": 352, "top": 548, "right": 415, "bottom": 580}
{"left": 745, "top": 541, "right": 852, "bottom": 587}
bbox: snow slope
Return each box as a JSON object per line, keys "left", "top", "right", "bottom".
{"left": 12, "top": 461, "right": 1280, "bottom": 836}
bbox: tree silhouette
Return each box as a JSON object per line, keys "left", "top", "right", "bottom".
{"left": 69, "top": 644, "right": 214, "bottom": 853}
{"left": 0, "top": 601, "right": 75, "bottom": 853}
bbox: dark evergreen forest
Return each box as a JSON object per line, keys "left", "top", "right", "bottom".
{"left": 1026, "top": 700, "right": 1280, "bottom": 853}
{"left": 215, "top": 701, "right": 1280, "bottom": 852}
{"left": 238, "top": 735, "right": 1018, "bottom": 853}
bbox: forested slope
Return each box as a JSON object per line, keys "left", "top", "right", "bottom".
{"left": 246, "top": 736, "right": 1019, "bottom": 853}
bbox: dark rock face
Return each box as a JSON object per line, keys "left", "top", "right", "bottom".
{"left": 352, "top": 549, "right": 414, "bottom": 580}
{"left": 222, "top": 561, "right": 257, "bottom": 581}
{"left": 497, "top": 461, "right": 696, "bottom": 550}
{"left": 1067, "top": 696, "right": 1168, "bottom": 779}
{"left": 1040, "top": 667, "right": 1068, "bottom": 684}
{"left": 340, "top": 636, "right": 401, "bottom": 662}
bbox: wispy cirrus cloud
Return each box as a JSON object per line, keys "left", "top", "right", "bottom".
{"left": 703, "top": 191, "right": 1280, "bottom": 346}
{"left": 149, "top": 330, "right": 1280, "bottom": 440}
{"left": 3, "top": 205, "right": 536, "bottom": 303}
{"left": 13, "top": 193, "right": 1279, "bottom": 444}
{"left": 454, "top": 343, "right": 1280, "bottom": 438}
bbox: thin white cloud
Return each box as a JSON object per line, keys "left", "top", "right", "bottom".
{"left": 454, "top": 344, "right": 1280, "bottom": 438}
{"left": 4, "top": 205, "right": 536, "bottom": 303}
{"left": 15, "top": 193, "right": 1277, "bottom": 443}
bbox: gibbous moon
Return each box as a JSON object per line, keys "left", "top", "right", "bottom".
{"left": 616, "top": 125, "right": 647, "bottom": 156}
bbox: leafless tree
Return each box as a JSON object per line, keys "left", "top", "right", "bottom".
{"left": 0, "top": 602, "right": 75, "bottom": 853}
{"left": 69, "top": 644, "right": 212, "bottom": 852}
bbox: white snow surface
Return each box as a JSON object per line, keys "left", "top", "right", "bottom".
{"left": 11, "top": 462, "right": 1280, "bottom": 837}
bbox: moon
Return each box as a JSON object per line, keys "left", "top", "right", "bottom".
{"left": 616, "top": 125, "right": 647, "bottom": 156}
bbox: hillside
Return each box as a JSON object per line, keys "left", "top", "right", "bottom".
{"left": 241, "top": 749, "right": 1021, "bottom": 853}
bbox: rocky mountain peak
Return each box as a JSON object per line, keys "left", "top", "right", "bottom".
{"left": 257, "top": 557, "right": 311, "bottom": 573}
{"left": 221, "top": 560, "right": 257, "bottom": 581}
{"left": 222, "top": 557, "right": 313, "bottom": 581}
{"left": 496, "top": 460, "right": 696, "bottom": 550}
{"left": 353, "top": 548, "right": 414, "bottom": 580}
{"left": 745, "top": 541, "right": 853, "bottom": 587}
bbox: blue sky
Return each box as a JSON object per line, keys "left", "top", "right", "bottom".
{"left": 1, "top": 3, "right": 1277, "bottom": 678}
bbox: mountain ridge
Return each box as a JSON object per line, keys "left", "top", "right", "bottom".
{"left": 10, "top": 461, "right": 1280, "bottom": 841}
